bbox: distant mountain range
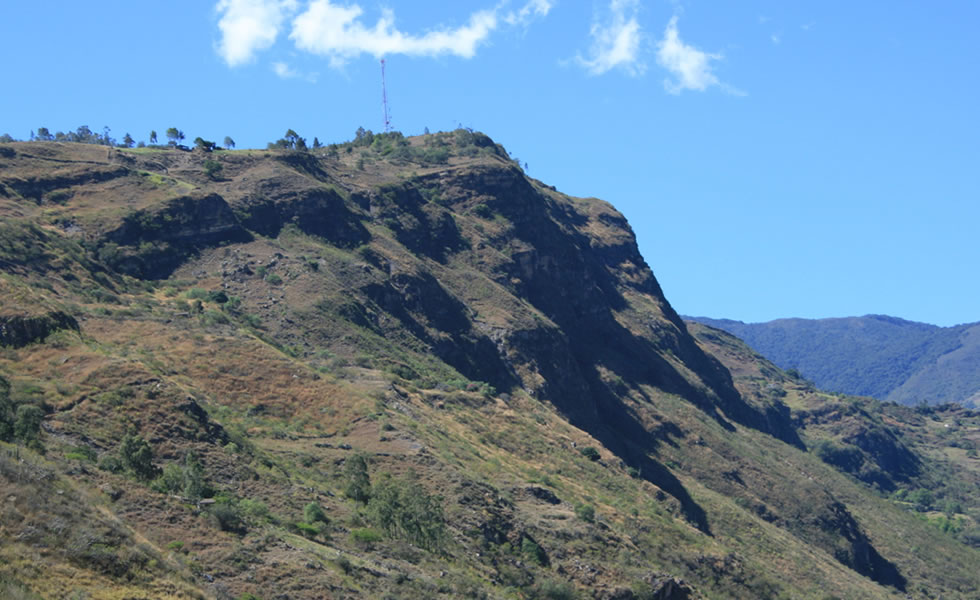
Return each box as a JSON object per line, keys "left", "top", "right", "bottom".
{"left": 686, "top": 315, "right": 980, "bottom": 407}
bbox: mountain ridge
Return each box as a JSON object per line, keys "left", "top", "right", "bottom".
{"left": 687, "top": 314, "right": 980, "bottom": 407}
{"left": 1, "top": 133, "right": 977, "bottom": 599}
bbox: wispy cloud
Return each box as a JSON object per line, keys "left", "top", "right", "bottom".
{"left": 273, "top": 61, "right": 319, "bottom": 82}
{"left": 576, "top": 0, "right": 644, "bottom": 76}
{"left": 503, "top": 0, "right": 553, "bottom": 27}
{"left": 216, "top": 0, "right": 298, "bottom": 66}
{"left": 771, "top": 33, "right": 781, "bottom": 45}
{"left": 656, "top": 16, "right": 741, "bottom": 95}
{"left": 272, "top": 61, "right": 297, "bottom": 78}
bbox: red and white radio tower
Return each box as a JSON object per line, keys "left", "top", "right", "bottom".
{"left": 381, "top": 59, "right": 391, "bottom": 133}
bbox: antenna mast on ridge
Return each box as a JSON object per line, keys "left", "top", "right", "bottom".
{"left": 381, "top": 58, "right": 391, "bottom": 133}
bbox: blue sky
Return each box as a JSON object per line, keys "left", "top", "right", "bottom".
{"left": 2, "top": 1, "right": 978, "bottom": 326}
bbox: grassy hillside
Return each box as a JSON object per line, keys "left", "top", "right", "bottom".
{"left": 688, "top": 315, "right": 980, "bottom": 407}
{"left": 1, "top": 134, "right": 978, "bottom": 599}
{"left": 687, "top": 321, "right": 980, "bottom": 563}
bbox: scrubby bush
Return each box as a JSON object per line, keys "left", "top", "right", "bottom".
{"left": 367, "top": 472, "right": 445, "bottom": 551}
{"left": 521, "top": 536, "right": 547, "bottom": 566}
{"left": 333, "top": 554, "right": 353, "bottom": 574}
{"left": 99, "top": 454, "right": 124, "bottom": 473}
{"left": 304, "top": 501, "right": 328, "bottom": 525}
{"left": 574, "top": 503, "right": 595, "bottom": 523}
{"left": 907, "top": 488, "right": 935, "bottom": 512}
{"left": 203, "top": 159, "right": 222, "bottom": 179}
{"left": 210, "top": 499, "right": 246, "bottom": 533}
{"left": 533, "top": 579, "right": 578, "bottom": 600}
{"left": 812, "top": 439, "right": 864, "bottom": 473}
{"left": 579, "top": 446, "right": 601, "bottom": 462}
{"left": 472, "top": 203, "right": 494, "bottom": 219}
{"left": 350, "top": 527, "right": 383, "bottom": 548}
{"left": 238, "top": 499, "right": 270, "bottom": 524}
{"left": 0, "top": 375, "right": 13, "bottom": 442}
{"left": 344, "top": 452, "right": 371, "bottom": 503}
{"left": 200, "top": 310, "right": 230, "bottom": 326}
{"left": 153, "top": 463, "right": 186, "bottom": 494}
{"left": 183, "top": 452, "right": 205, "bottom": 498}
{"left": 294, "top": 521, "right": 325, "bottom": 538}
{"left": 119, "top": 434, "right": 159, "bottom": 481}
{"left": 154, "top": 452, "right": 207, "bottom": 498}
{"left": 0, "top": 377, "right": 45, "bottom": 450}
{"left": 64, "top": 445, "right": 97, "bottom": 462}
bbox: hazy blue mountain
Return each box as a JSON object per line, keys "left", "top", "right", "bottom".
{"left": 686, "top": 315, "right": 980, "bottom": 407}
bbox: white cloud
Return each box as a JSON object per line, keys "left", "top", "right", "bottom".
{"left": 272, "top": 60, "right": 319, "bottom": 82}
{"left": 289, "top": 1, "right": 505, "bottom": 67}
{"left": 216, "top": 0, "right": 298, "bottom": 66}
{"left": 504, "top": 0, "right": 553, "bottom": 27}
{"left": 272, "top": 61, "right": 297, "bottom": 78}
{"left": 656, "top": 16, "right": 740, "bottom": 95}
{"left": 771, "top": 33, "right": 781, "bottom": 45}
{"left": 216, "top": 0, "right": 552, "bottom": 69}
{"left": 577, "top": 0, "right": 644, "bottom": 76}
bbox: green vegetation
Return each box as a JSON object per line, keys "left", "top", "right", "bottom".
{"left": 268, "top": 129, "right": 307, "bottom": 151}
{"left": 0, "top": 376, "right": 45, "bottom": 452}
{"left": 203, "top": 159, "right": 222, "bottom": 180}
{"left": 690, "top": 315, "right": 980, "bottom": 406}
{"left": 165, "top": 127, "right": 184, "bottom": 147}
{"left": 118, "top": 433, "right": 159, "bottom": 481}
{"left": 209, "top": 497, "right": 247, "bottom": 533}
{"left": 194, "top": 137, "right": 217, "bottom": 152}
{"left": 343, "top": 452, "right": 371, "bottom": 503}
{"left": 367, "top": 472, "right": 446, "bottom": 551}
{"left": 303, "top": 501, "right": 328, "bottom": 525}
{"left": 151, "top": 452, "right": 205, "bottom": 498}
{"left": 350, "top": 527, "right": 383, "bottom": 547}
{"left": 812, "top": 438, "right": 864, "bottom": 472}
{"left": 574, "top": 503, "right": 595, "bottom": 523}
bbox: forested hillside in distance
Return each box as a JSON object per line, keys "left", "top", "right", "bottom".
{"left": 687, "top": 315, "right": 980, "bottom": 407}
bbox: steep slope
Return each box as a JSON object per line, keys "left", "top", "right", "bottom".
{"left": 689, "top": 315, "right": 980, "bottom": 407}
{"left": 687, "top": 321, "right": 980, "bottom": 547}
{"left": 1, "top": 134, "right": 978, "bottom": 599}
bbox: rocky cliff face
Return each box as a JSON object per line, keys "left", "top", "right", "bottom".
{"left": 0, "top": 312, "right": 79, "bottom": 347}
{"left": 101, "top": 193, "right": 252, "bottom": 278}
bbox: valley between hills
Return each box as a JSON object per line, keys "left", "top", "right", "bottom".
{"left": 0, "top": 131, "right": 977, "bottom": 599}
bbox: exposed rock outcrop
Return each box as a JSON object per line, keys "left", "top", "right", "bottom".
{"left": 0, "top": 312, "right": 79, "bottom": 347}
{"left": 100, "top": 193, "right": 251, "bottom": 278}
